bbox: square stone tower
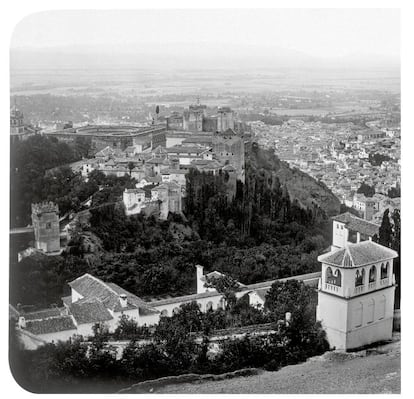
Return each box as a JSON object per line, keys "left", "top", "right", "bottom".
{"left": 316, "top": 240, "right": 398, "bottom": 351}
{"left": 212, "top": 128, "right": 245, "bottom": 183}
{"left": 217, "top": 107, "right": 235, "bottom": 133}
{"left": 31, "top": 202, "right": 61, "bottom": 254}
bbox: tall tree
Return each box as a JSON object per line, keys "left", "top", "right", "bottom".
{"left": 264, "top": 280, "right": 317, "bottom": 325}
{"left": 379, "top": 209, "right": 393, "bottom": 248}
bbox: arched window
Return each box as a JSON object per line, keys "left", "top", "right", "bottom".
{"left": 160, "top": 309, "right": 168, "bottom": 317}
{"left": 381, "top": 263, "right": 389, "bottom": 279}
{"left": 355, "top": 269, "right": 365, "bottom": 286}
{"left": 334, "top": 269, "right": 342, "bottom": 286}
{"left": 206, "top": 301, "right": 213, "bottom": 311}
{"left": 325, "top": 267, "right": 333, "bottom": 284}
{"left": 369, "top": 265, "right": 377, "bottom": 283}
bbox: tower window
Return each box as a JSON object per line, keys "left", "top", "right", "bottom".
{"left": 326, "top": 267, "right": 341, "bottom": 286}
{"left": 45, "top": 222, "right": 52, "bottom": 229}
{"left": 369, "top": 265, "right": 377, "bottom": 282}
{"left": 355, "top": 269, "right": 365, "bottom": 286}
{"left": 380, "top": 263, "right": 389, "bottom": 279}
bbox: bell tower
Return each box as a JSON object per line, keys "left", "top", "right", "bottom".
{"left": 316, "top": 239, "right": 398, "bottom": 351}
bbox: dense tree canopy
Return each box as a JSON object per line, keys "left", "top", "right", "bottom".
{"left": 264, "top": 280, "right": 318, "bottom": 327}
{"left": 368, "top": 152, "right": 392, "bottom": 166}
{"left": 10, "top": 135, "right": 92, "bottom": 226}
{"left": 357, "top": 182, "right": 375, "bottom": 198}
{"left": 10, "top": 141, "right": 330, "bottom": 307}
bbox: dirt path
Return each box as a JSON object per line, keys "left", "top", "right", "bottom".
{"left": 152, "top": 335, "right": 400, "bottom": 394}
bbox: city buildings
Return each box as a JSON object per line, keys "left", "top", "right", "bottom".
{"left": 251, "top": 119, "right": 400, "bottom": 219}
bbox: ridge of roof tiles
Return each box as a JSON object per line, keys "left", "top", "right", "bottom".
{"left": 25, "top": 316, "right": 77, "bottom": 335}
{"left": 68, "top": 274, "right": 157, "bottom": 314}
{"left": 318, "top": 240, "right": 398, "bottom": 268}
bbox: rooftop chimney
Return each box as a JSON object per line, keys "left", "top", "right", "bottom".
{"left": 119, "top": 294, "right": 128, "bottom": 308}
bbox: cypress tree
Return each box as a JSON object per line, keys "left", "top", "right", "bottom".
{"left": 379, "top": 209, "right": 393, "bottom": 248}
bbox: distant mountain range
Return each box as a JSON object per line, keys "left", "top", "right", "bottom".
{"left": 10, "top": 43, "right": 400, "bottom": 71}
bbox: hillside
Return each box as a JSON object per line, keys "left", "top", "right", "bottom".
{"left": 248, "top": 143, "right": 341, "bottom": 217}
{"left": 148, "top": 333, "right": 400, "bottom": 394}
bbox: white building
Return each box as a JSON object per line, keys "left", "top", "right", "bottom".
{"left": 17, "top": 273, "right": 160, "bottom": 349}
{"left": 317, "top": 216, "right": 398, "bottom": 351}
{"left": 16, "top": 268, "right": 322, "bottom": 350}
{"left": 332, "top": 212, "right": 380, "bottom": 249}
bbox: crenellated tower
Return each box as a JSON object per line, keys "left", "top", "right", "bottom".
{"left": 31, "top": 202, "right": 61, "bottom": 254}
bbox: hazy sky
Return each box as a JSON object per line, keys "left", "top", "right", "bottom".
{"left": 11, "top": 9, "right": 400, "bottom": 58}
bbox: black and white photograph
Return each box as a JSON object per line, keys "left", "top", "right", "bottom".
{"left": 6, "top": 4, "right": 404, "bottom": 394}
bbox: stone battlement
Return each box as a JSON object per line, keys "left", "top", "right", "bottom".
{"left": 31, "top": 202, "right": 59, "bottom": 215}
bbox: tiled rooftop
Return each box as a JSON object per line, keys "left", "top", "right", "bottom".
{"left": 69, "top": 299, "right": 114, "bottom": 325}
{"left": 318, "top": 240, "right": 398, "bottom": 268}
{"left": 332, "top": 212, "right": 380, "bottom": 237}
{"left": 69, "top": 273, "right": 156, "bottom": 314}
{"left": 25, "top": 316, "right": 77, "bottom": 335}
{"left": 24, "top": 308, "right": 63, "bottom": 321}
{"left": 148, "top": 271, "right": 322, "bottom": 307}
{"left": 106, "top": 283, "right": 159, "bottom": 315}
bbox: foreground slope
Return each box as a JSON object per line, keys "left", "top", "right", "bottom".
{"left": 151, "top": 334, "right": 400, "bottom": 394}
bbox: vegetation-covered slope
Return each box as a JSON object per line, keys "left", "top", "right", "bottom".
{"left": 10, "top": 140, "right": 335, "bottom": 308}
{"left": 248, "top": 142, "right": 341, "bottom": 217}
